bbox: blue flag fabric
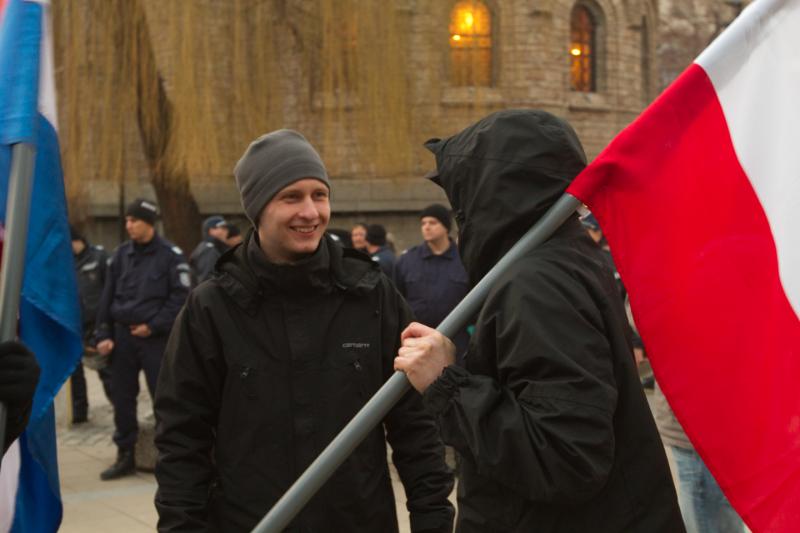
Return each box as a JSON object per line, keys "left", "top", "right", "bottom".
{"left": 0, "top": 0, "right": 84, "bottom": 531}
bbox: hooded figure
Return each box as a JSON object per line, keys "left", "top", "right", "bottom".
{"left": 395, "top": 110, "right": 684, "bottom": 532}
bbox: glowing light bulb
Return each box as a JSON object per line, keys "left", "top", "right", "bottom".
{"left": 452, "top": 34, "right": 462, "bottom": 41}
{"left": 464, "top": 12, "right": 474, "bottom": 28}
{"left": 570, "top": 48, "right": 582, "bottom": 56}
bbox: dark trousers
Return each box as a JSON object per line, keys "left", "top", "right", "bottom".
{"left": 71, "top": 360, "right": 113, "bottom": 419}
{"left": 110, "top": 325, "right": 166, "bottom": 451}
{"left": 71, "top": 362, "right": 89, "bottom": 419}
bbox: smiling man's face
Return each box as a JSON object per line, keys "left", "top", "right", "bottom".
{"left": 257, "top": 178, "right": 331, "bottom": 264}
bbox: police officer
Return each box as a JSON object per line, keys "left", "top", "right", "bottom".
{"left": 70, "top": 226, "right": 112, "bottom": 423}
{"left": 95, "top": 198, "right": 190, "bottom": 480}
{"left": 393, "top": 204, "right": 470, "bottom": 364}
{"left": 188, "top": 215, "right": 228, "bottom": 285}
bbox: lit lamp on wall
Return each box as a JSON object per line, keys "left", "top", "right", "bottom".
{"left": 448, "top": 1, "right": 492, "bottom": 86}
{"left": 569, "top": 5, "right": 595, "bottom": 92}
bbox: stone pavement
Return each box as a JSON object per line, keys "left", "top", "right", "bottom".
{"left": 56, "top": 370, "right": 430, "bottom": 532}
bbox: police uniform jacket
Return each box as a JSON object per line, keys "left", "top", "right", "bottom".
{"left": 95, "top": 234, "right": 190, "bottom": 341}
{"left": 421, "top": 110, "right": 684, "bottom": 532}
{"left": 154, "top": 232, "right": 455, "bottom": 533}
{"left": 189, "top": 236, "right": 228, "bottom": 286}
{"left": 74, "top": 242, "right": 108, "bottom": 339}
{"left": 394, "top": 240, "right": 470, "bottom": 359}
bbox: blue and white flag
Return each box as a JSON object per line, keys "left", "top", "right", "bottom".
{"left": 0, "top": 0, "right": 83, "bottom": 531}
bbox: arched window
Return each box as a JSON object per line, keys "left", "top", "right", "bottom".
{"left": 569, "top": 5, "right": 596, "bottom": 92}
{"left": 449, "top": 1, "right": 492, "bottom": 86}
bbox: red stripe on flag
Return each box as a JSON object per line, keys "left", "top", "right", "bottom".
{"left": 568, "top": 64, "right": 800, "bottom": 531}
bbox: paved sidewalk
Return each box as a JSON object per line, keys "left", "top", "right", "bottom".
{"left": 58, "top": 372, "right": 158, "bottom": 532}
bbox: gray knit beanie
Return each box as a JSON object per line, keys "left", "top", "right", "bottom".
{"left": 234, "top": 130, "right": 330, "bottom": 225}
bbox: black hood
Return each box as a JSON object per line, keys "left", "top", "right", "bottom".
{"left": 424, "top": 109, "right": 587, "bottom": 284}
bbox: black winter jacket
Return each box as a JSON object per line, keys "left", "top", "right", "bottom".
{"left": 422, "top": 110, "right": 684, "bottom": 532}
{"left": 154, "top": 233, "right": 454, "bottom": 532}
{"left": 189, "top": 236, "right": 228, "bottom": 286}
{"left": 74, "top": 242, "right": 108, "bottom": 340}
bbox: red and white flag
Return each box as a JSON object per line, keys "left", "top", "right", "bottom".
{"left": 567, "top": 0, "right": 800, "bottom": 530}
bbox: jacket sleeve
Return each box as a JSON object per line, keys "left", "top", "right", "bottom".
{"left": 154, "top": 292, "right": 225, "bottom": 531}
{"left": 423, "top": 264, "right": 619, "bottom": 505}
{"left": 381, "top": 280, "right": 455, "bottom": 533}
{"left": 94, "top": 250, "right": 119, "bottom": 342}
{"left": 147, "top": 252, "right": 191, "bottom": 336}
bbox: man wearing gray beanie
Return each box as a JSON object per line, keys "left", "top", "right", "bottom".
{"left": 155, "top": 130, "right": 454, "bottom": 532}
{"left": 234, "top": 129, "right": 331, "bottom": 227}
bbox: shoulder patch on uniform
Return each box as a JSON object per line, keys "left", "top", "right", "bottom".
{"left": 81, "top": 261, "right": 99, "bottom": 272}
{"left": 204, "top": 242, "right": 214, "bottom": 248}
{"left": 106, "top": 256, "right": 114, "bottom": 266}
{"left": 179, "top": 271, "right": 192, "bottom": 288}
{"left": 176, "top": 263, "right": 191, "bottom": 272}
{"left": 171, "top": 246, "right": 183, "bottom": 255}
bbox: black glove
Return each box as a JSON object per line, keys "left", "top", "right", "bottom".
{"left": 0, "top": 340, "right": 40, "bottom": 453}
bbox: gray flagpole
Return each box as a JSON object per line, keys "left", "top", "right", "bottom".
{"left": 0, "top": 143, "right": 37, "bottom": 455}
{"left": 252, "top": 193, "right": 583, "bottom": 533}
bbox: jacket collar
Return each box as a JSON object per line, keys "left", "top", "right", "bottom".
{"left": 246, "top": 231, "right": 334, "bottom": 296}
{"left": 126, "top": 234, "right": 160, "bottom": 256}
{"left": 420, "top": 239, "right": 457, "bottom": 260}
{"left": 215, "top": 230, "right": 381, "bottom": 315}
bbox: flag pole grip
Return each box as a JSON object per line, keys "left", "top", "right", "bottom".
{"left": 0, "top": 144, "right": 36, "bottom": 457}
{"left": 252, "top": 193, "right": 583, "bottom": 533}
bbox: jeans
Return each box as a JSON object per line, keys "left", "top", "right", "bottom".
{"left": 671, "top": 445, "right": 745, "bottom": 533}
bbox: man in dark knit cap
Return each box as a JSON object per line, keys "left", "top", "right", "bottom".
{"left": 365, "top": 223, "right": 396, "bottom": 277}
{"left": 154, "top": 130, "right": 454, "bottom": 532}
{"left": 188, "top": 215, "right": 229, "bottom": 285}
{"left": 94, "top": 198, "right": 190, "bottom": 480}
{"left": 394, "top": 204, "right": 470, "bottom": 364}
{"left": 70, "top": 225, "right": 112, "bottom": 423}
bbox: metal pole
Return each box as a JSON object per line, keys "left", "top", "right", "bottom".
{"left": 253, "top": 193, "right": 583, "bottom": 533}
{"left": 0, "top": 143, "right": 36, "bottom": 454}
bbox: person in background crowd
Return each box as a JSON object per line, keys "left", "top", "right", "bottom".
{"left": 394, "top": 204, "right": 470, "bottom": 364}
{"left": 394, "top": 109, "right": 684, "bottom": 532}
{"left": 365, "top": 223, "right": 395, "bottom": 278}
{"left": 224, "top": 222, "right": 243, "bottom": 248}
{"left": 94, "top": 198, "right": 190, "bottom": 481}
{"left": 0, "top": 340, "right": 40, "bottom": 455}
{"left": 70, "top": 225, "right": 112, "bottom": 423}
{"left": 154, "top": 129, "right": 454, "bottom": 532}
{"left": 350, "top": 222, "right": 368, "bottom": 252}
{"left": 189, "top": 215, "right": 229, "bottom": 285}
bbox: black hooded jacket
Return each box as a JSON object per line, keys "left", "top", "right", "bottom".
{"left": 421, "top": 110, "right": 684, "bottom": 532}
{"left": 154, "top": 232, "right": 454, "bottom": 532}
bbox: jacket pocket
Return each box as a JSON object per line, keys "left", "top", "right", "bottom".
{"left": 326, "top": 349, "right": 369, "bottom": 403}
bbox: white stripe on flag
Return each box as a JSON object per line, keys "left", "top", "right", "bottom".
{"left": 697, "top": 0, "right": 800, "bottom": 318}
{"left": 37, "top": 0, "right": 56, "bottom": 128}
{"left": 0, "top": 441, "right": 21, "bottom": 532}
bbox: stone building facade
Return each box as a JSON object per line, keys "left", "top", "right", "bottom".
{"left": 75, "top": 0, "right": 747, "bottom": 253}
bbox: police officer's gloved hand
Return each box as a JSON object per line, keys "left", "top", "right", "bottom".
{"left": 0, "top": 340, "right": 40, "bottom": 453}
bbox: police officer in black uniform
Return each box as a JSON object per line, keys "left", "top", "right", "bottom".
{"left": 70, "top": 226, "right": 112, "bottom": 423}
{"left": 188, "top": 215, "right": 229, "bottom": 285}
{"left": 94, "top": 198, "right": 190, "bottom": 480}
